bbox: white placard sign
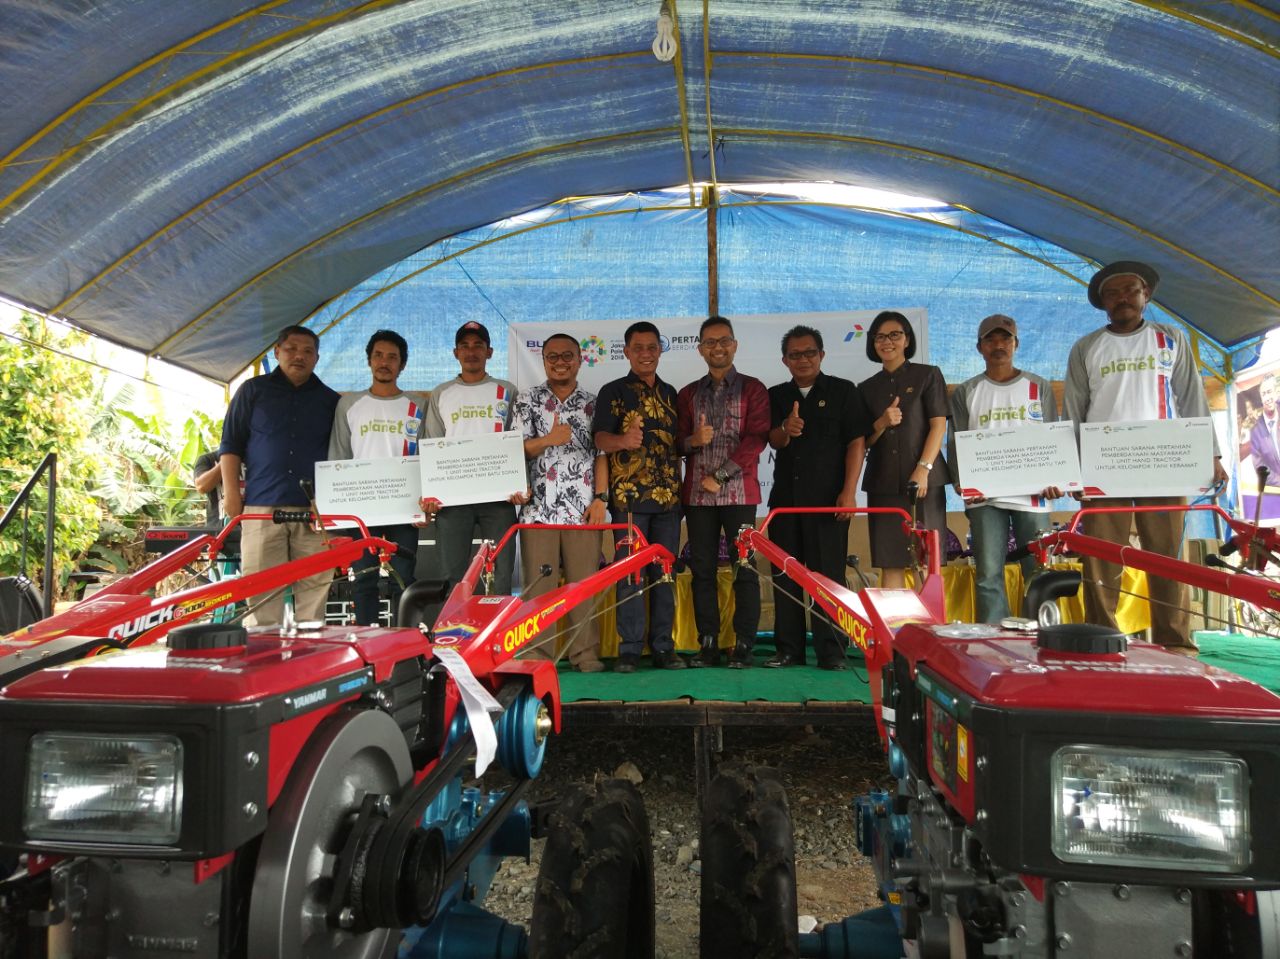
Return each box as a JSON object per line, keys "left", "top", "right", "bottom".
{"left": 1080, "top": 417, "right": 1215, "bottom": 498}
{"left": 315, "top": 456, "right": 425, "bottom": 528}
{"left": 420, "top": 431, "right": 527, "bottom": 507}
{"left": 954, "top": 421, "right": 1082, "bottom": 499}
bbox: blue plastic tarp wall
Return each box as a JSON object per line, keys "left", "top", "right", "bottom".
{"left": 0, "top": 1, "right": 1274, "bottom": 382}
{"left": 306, "top": 191, "right": 1200, "bottom": 393}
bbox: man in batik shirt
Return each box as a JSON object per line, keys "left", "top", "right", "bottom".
{"left": 513, "top": 334, "right": 609, "bottom": 672}
{"left": 591, "top": 321, "right": 686, "bottom": 672}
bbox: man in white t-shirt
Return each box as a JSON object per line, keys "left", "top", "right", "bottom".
{"left": 329, "top": 330, "right": 425, "bottom": 625}
{"left": 1064, "top": 261, "right": 1226, "bottom": 654}
{"left": 422, "top": 321, "right": 521, "bottom": 594}
{"left": 950, "top": 314, "right": 1062, "bottom": 623}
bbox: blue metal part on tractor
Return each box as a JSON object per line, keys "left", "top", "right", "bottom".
{"left": 399, "top": 690, "right": 548, "bottom": 958}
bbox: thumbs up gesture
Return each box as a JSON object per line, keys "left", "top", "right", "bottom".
{"left": 783, "top": 400, "right": 805, "bottom": 437}
{"left": 545, "top": 412, "right": 572, "bottom": 447}
{"left": 878, "top": 395, "right": 902, "bottom": 431}
{"left": 621, "top": 414, "right": 645, "bottom": 450}
{"left": 693, "top": 412, "right": 715, "bottom": 448}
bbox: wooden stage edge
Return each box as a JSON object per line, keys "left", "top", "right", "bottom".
{"left": 561, "top": 697, "right": 877, "bottom": 727}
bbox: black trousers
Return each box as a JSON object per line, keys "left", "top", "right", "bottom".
{"left": 684, "top": 504, "right": 760, "bottom": 649}
{"left": 768, "top": 511, "right": 847, "bottom": 665}
{"left": 351, "top": 523, "right": 419, "bottom": 626}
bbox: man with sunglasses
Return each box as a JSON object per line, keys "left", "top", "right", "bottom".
{"left": 765, "top": 325, "right": 873, "bottom": 669}
{"left": 1065, "top": 260, "right": 1227, "bottom": 655}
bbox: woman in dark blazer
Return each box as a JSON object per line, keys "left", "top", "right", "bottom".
{"left": 859, "top": 311, "right": 950, "bottom": 588}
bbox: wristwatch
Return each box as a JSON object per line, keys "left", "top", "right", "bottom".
{"left": 713, "top": 468, "right": 730, "bottom": 485}
{"left": 594, "top": 491, "right": 608, "bottom": 502}
{"left": 917, "top": 461, "right": 933, "bottom": 471}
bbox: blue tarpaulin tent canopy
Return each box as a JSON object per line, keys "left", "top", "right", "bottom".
{"left": 0, "top": 0, "right": 1275, "bottom": 383}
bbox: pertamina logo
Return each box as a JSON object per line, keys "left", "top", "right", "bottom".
{"left": 843, "top": 325, "right": 865, "bottom": 342}
{"left": 664, "top": 334, "right": 699, "bottom": 352}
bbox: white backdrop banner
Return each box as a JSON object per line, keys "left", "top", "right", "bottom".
{"left": 507, "top": 310, "right": 929, "bottom": 510}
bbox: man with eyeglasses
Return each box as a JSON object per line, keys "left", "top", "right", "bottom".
{"left": 765, "top": 325, "right": 873, "bottom": 669}
{"left": 591, "top": 321, "right": 686, "bottom": 672}
{"left": 676, "top": 316, "right": 771, "bottom": 668}
{"left": 512, "top": 334, "right": 609, "bottom": 672}
{"left": 1065, "top": 261, "right": 1227, "bottom": 655}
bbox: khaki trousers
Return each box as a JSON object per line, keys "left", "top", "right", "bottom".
{"left": 240, "top": 506, "right": 334, "bottom": 626}
{"left": 519, "top": 527, "right": 604, "bottom": 666}
{"left": 1080, "top": 496, "right": 1192, "bottom": 651}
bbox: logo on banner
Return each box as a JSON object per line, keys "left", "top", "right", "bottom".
{"left": 659, "top": 334, "right": 670, "bottom": 352}
{"left": 580, "top": 336, "right": 608, "bottom": 367}
{"left": 843, "top": 325, "right": 866, "bottom": 341}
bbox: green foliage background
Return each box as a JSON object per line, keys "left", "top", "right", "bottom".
{"left": 0, "top": 313, "right": 222, "bottom": 598}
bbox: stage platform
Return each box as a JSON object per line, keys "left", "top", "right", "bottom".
{"left": 554, "top": 632, "right": 1280, "bottom": 800}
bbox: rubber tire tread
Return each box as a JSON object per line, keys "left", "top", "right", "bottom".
{"left": 529, "top": 779, "right": 656, "bottom": 959}
{"left": 700, "top": 763, "right": 799, "bottom": 959}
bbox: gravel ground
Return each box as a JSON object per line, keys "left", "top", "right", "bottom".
{"left": 484, "top": 722, "right": 892, "bottom": 957}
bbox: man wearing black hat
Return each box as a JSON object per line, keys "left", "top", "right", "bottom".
{"left": 1065, "top": 261, "right": 1226, "bottom": 654}
{"left": 422, "top": 321, "right": 521, "bottom": 594}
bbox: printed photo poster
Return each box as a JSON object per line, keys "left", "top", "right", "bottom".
{"left": 1236, "top": 359, "right": 1280, "bottom": 522}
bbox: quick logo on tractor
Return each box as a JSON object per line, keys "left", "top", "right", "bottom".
{"left": 836, "top": 607, "right": 870, "bottom": 652}
{"left": 503, "top": 614, "right": 542, "bottom": 653}
{"left": 502, "top": 599, "right": 566, "bottom": 654}
{"left": 107, "top": 604, "right": 175, "bottom": 641}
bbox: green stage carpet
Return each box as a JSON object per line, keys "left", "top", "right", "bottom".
{"left": 1196, "top": 631, "right": 1280, "bottom": 694}
{"left": 557, "top": 645, "right": 874, "bottom": 704}
{"left": 556, "top": 633, "right": 1280, "bottom": 705}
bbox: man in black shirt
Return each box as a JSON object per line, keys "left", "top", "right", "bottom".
{"left": 766, "top": 325, "right": 873, "bottom": 669}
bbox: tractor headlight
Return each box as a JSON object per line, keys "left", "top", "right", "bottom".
{"left": 1052, "top": 745, "right": 1249, "bottom": 873}
{"left": 23, "top": 733, "right": 183, "bottom": 845}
